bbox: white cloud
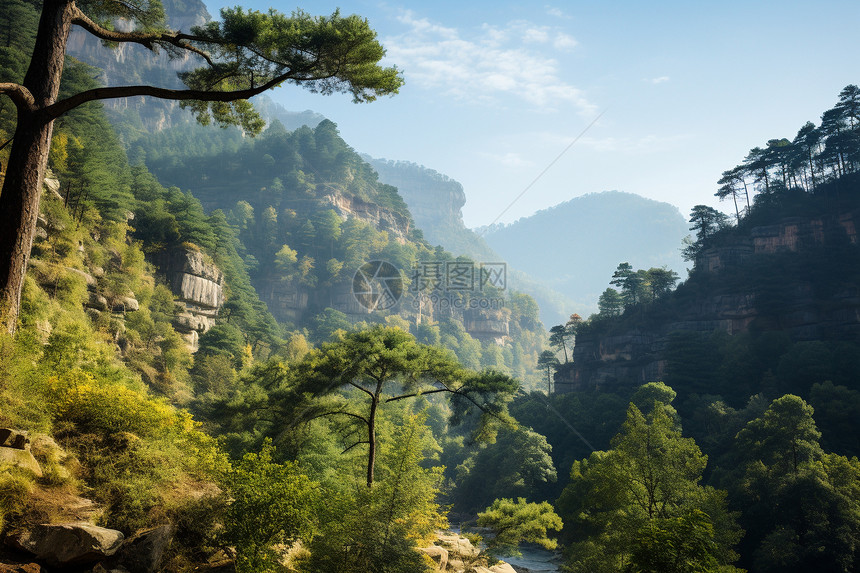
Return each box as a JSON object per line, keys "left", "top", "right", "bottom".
{"left": 522, "top": 26, "right": 550, "bottom": 44}
{"left": 545, "top": 6, "right": 567, "bottom": 18}
{"left": 385, "top": 11, "right": 592, "bottom": 112}
{"left": 502, "top": 130, "right": 691, "bottom": 155}
{"left": 578, "top": 133, "right": 691, "bottom": 153}
{"left": 554, "top": 33, "right": 578, "bottom": 50}
{"left": 648, "top": 76, "right": 670, "bottom": 84}
{"left": 479, "top": 151, "right": 534, "bottom": 168}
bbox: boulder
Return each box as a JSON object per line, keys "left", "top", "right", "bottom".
{"left": 489, "top": 563, "right": 518, "bottom": 573}
{"left": 87, "top": 292, "right": 109, "bottom": 311}
{"left": 0, "top": 429, "right": 29, "bottom": 449}
{"left": 419, "top": 545, "right": 448, "bottom": 570}
{"left": 118, "top": 525, "right": 173, "bottom": 573}
{"left": 113, "top": 296, "right": 140, "bottom": 313}
{"left": 436, "top": 533, "right": 480, "bottom": 559}
{"left": 15, "top": 523, "right": 124, "bottom": 567}
{"left": 173, "top": 312, "right": 212, "bottom": 333}
{"left": 0, "top": 448, "right": 42, "bottom": 478}
{"left": 65, "top": 267, "right": 98, "bottom": 289}
{"left": 42, "top": 169, "right": 61, "bottom": 197}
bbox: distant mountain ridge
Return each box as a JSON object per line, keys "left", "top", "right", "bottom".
{"left": 366, "top": 158, "right": 489, "bottom": 258}
{"left": 482, "top": 191, "right": 689, "bottom": 314}
{"left": 366, "top": 157, "right": 579, "bottom": 326}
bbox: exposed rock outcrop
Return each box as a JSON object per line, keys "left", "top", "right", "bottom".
{"left": 152, "top": 248, "right": 224, "bottom": 351}
{"left": 0, "top": 429, "right": 42, "bottom": 478}
{"left": 419, "top": 545, "right": 448, "bottom": 571}
{"left": 463, "top": 309, "right": 510, "bottom": 344}
{"left": 256, "top": 278, "right": 311, "bottom": 324}
{"left": 565, "top": 211, "right": 860, "bottom": 392}
{"left": 323, "top": 193, "right": 412, "bottom": 243}
{"left": 13, "top": 523, "right": 124, "bottom": 567}
{"left": 422, "top": 531, "right": 523, "bottom": 573}
{"left": 116, "top": 525, "right": 173, "bottom": 573}
{"left": 366, "top": 158, "right": 470, "bottom": 252}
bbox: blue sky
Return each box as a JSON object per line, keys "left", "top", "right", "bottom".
{"left": 204, "top": 0, "right": 860, "bottom": 227}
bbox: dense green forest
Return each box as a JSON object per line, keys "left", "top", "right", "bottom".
{"left": 1, "top": 0, "right": 859, "bottom": 570}
{"left": 530, "top": 85, "right": 860, "bottom": 571}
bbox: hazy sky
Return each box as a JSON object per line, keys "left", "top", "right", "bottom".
{"left": 204, "top": 0, "right": 860, "bottom": 227}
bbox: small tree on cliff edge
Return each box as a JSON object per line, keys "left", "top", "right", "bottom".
{"left": 0, "top": 1, "right": 402, "bottom": 333}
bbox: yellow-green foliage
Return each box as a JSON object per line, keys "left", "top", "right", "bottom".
{"left": 43, "top": 369, "right": 226, "bottom": 532}
{"left": 49, "top": 370, "right": 183, "bottom": 434}
{"left": 225, "top": 441, "right": 320, "bottom": 573}
{"left": 46, "top": 369, "right": 224, "bottom": 472}
{"left": 0, "top": 332, "right": 52, "bottom": 432}
{"left": 0, "top": 465, "right": 36, "bottom": 532}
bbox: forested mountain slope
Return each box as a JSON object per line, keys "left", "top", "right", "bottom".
{"left": 0, "top": 2, "right": 546, "bottom": 570}
{"left": 2, "top": 0, "right": 859, "bottom": 570}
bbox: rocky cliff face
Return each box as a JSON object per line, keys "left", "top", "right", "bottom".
{"left": 256, "top": 278, "right": 378, "bottom": 325}
{"left": 563, "top": 211, "right": 860, "bottom": 392}
{"left": 153, "top": 248, "right": 224, "bottom": 350}
{"left": 366, "top": 158, "right": 467, "bottom": 246}
{"left": 697, "top": 210, "right": 859, "bottom": 271}
{"left": 323, "top": 193, "right": 411, "bottom": 243}
{"left": 65, "top": 0, "right": 210, "bottom": 131}
{"left": 463, "top": 308, "right": 510, "bottom": 344}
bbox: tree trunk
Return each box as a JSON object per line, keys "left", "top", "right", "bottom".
{"left": 366, "top": 394, "right": 379, "bottom": 487}
{"left": 0, "top": 0, "right": 72, "bottom": 334}
{"left": 0, "top": 114, "right": 53, "bottom": 333}
{"left": 731, "top": 190, "right": 739, "bottom": 224}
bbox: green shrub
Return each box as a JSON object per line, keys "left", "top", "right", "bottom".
{"left": 0, "top": 466, "right": 35, "bottom": 532}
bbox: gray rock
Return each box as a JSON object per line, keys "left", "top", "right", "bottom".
{"left": 156, "top": 248, "right": 224, "bottom": 285}
{"left": 0, "top": 448, "right": 42, "bottom": 478}
{"left": 175, "top": 273, "right": 223, "bottom": 309}
{"left": 113, "top": 296, "right": 140, "bottom": 313}
{"left": 0, "top": 428, "right": 28, "bottom": 449}
{"left": 118, "top": 524, "right": 173, "bottom": 573}
{"left": 42, "top": 169, "right": 61, "bottom": 196}
{"left": 419, "top": 545, "right": 448, "bottom": 570}
{"left": 173, "top": 312, "right": 214, "bottom": 333}
{"left": 436, "top": 533, "right": 480, "bottom": 559}
{"left": 87, "top": 292, "right": 109, "bottom": 311}
{"left": 16, "top": 523, "right": 124, "bottom": 567}
{"left": 65, "top": 267, "right": 98, "bottom": 289}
